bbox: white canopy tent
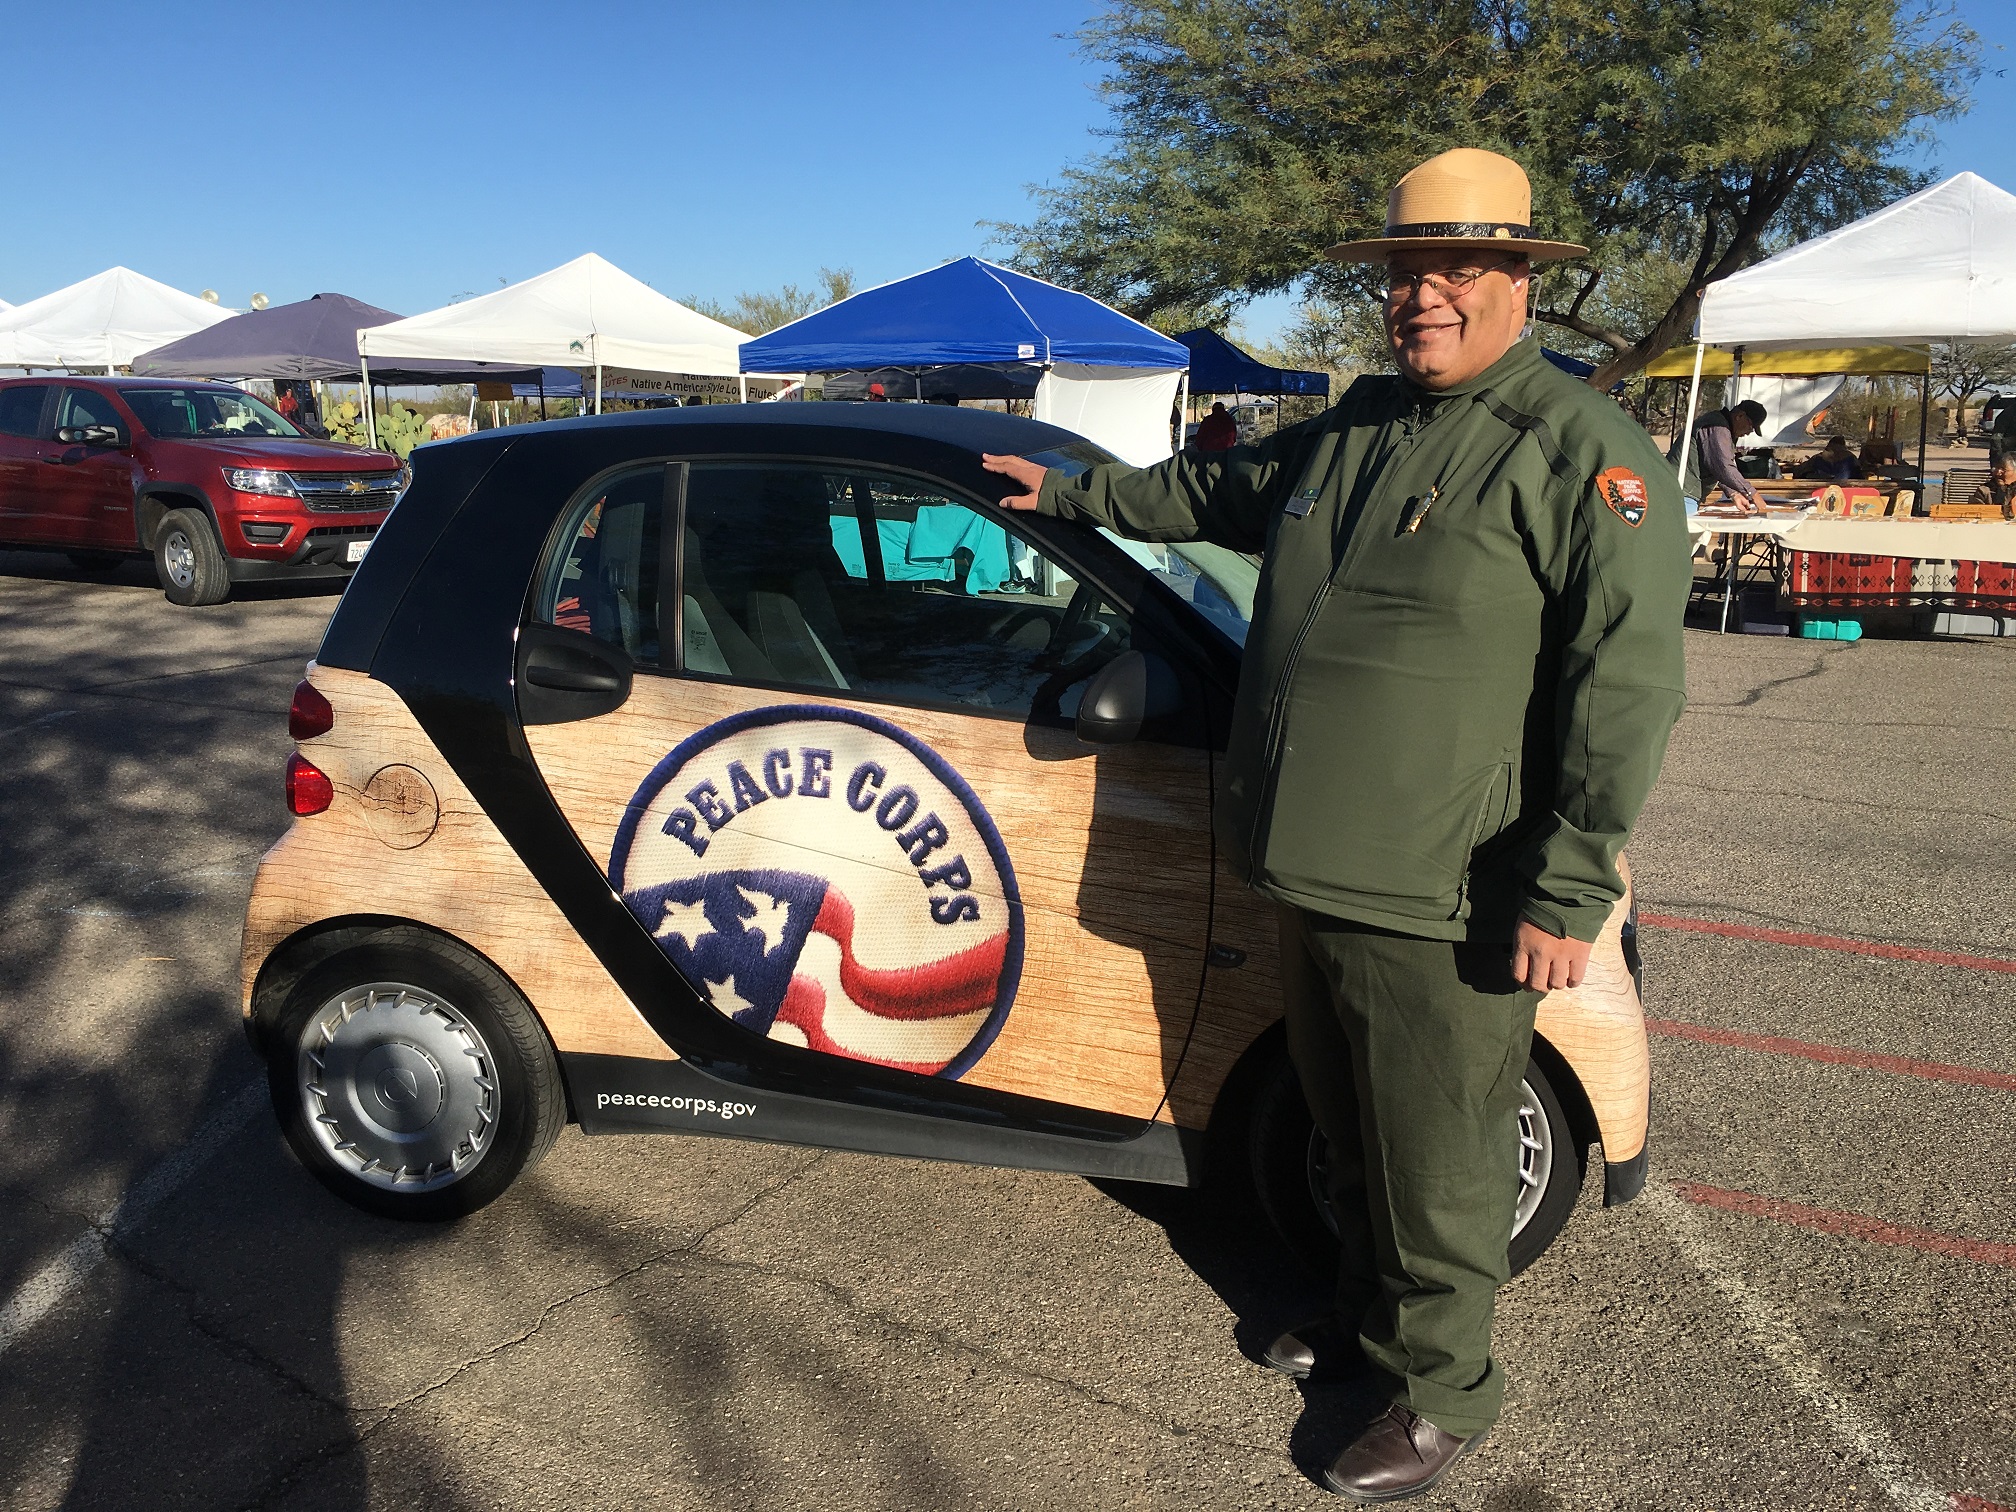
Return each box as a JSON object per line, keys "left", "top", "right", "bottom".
{"left": 0, "top": 267, "right": 232, "bottom": 372}
{"left": 357, "top": 253, "right": 755, "bottom": 439}
{"left": 1676, "top": 173, "right": 2016, "bottom": 483}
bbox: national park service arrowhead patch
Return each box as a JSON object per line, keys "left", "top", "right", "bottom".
{"left": 1595, "top": 466, "right": 1649, "bottom": 527}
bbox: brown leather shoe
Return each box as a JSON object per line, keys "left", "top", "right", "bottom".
{"left": 1261, "top": 1318, "right": 1362, "bottom": 1381}
{"left": 1321, "top": 1404, "right": 1487, "bottom": 1502}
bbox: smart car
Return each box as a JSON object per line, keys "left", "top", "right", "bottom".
{"left": 239, "top": 404, "right": 1650, "bottom": 1274}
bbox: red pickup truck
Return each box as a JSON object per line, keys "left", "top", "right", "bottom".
{"left": 0, "top": 375, "right": 402, "bottom": 605}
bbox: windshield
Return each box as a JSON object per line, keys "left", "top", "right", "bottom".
{"left": 1100, "top": 531, "right": 1258, "bottom": 647}
{"left": 120, "top": 387, "right": 300, "bottom": 440}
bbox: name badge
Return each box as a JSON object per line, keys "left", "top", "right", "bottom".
{"left": 1284, "top": 491, "right": 1318, "bottom": 519}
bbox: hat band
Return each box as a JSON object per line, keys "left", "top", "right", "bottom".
{"left": 1382, "top": 220, "right": 1536, "bottom": 240}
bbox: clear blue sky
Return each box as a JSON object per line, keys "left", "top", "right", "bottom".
{"left": 3, "top": 1, "right": 2011, "bottom": 343}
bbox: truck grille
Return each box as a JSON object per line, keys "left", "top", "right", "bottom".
{"left": 290, "top": 472, "right": 402, "bottom": 513}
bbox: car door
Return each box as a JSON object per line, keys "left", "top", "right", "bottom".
{"left": 0, "top": 384, "right": 55, "bottom": 542}
{"left": 41, "top": 387, "right": 138, "bottom": 546}
{"left": 515, "top": 457, "right": 1216, "bottom": 1133}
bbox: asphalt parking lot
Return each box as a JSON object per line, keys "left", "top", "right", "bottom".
{"left": 1, "top": 551, "right": 2012, "bottom": 1512}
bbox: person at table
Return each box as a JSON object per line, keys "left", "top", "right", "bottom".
{"left": 1857, "top": 439, "right": 1916, "bottom": 485}
{"left": 1970, "top": 454, "right": 2016, "bottom": 515}
{"left": 1193, "top": 400, "right": 1238, "bottom": 452}
{"left": 1674, "top": 398, "right": 1767, "bottom": 513}
{"left": 1795, "top": 434, "right": 1862, "bottom": 481}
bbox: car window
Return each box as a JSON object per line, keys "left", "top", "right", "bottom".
{"left": 1100, "top": 532, "right": 1258, "bottom": 648}
{"left": 680, "top": 462, "right": 1130, "bottom": 720}
{"left": 0, "top": 386, "right": 50, "bottom": 439}
{"left": 119, "top": 387, "right": 298, "bottom": 439}
{"left": 56, "top": 388, "right": 122, "bottom": 435}
{"left": 531, "top": 466, "right": 665, "bottom": 664}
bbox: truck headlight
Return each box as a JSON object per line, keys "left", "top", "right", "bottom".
{"left": 225, "top": 468, "right": 298, "bottom": 497}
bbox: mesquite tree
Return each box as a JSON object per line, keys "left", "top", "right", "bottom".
{"left": 997, "top": 0, "right": 1976, "bottom": 387}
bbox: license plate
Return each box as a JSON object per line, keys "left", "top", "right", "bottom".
{"left": 346, "top": 539, "right": 371, "bottom": 564}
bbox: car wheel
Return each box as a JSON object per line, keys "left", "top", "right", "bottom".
{"left": 152, "top": 508, "right": 231, "bottom": 606}
{"left": 1248, "top": 1042, "right": 1587, "bottom": 1279}
{"left": 263, "top": 928, "right": 565, "bottom": 1220}
{"left": 67, "top": 549, "right": 124, "bottom": 573}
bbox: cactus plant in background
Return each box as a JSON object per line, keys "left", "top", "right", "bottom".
{"left": 321, "top": 399, "right": 429, "bottom": 458}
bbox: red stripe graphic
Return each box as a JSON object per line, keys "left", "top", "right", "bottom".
{"left": 773, "top": 976, "right": 953, "bottom": 1076}
{"left": 1674, "top": 1182, "right": 2016, "bottom": 1270}
{"left": 1647, "top": 1018, "right": 2016, "bottom": 1094}
{"left": 1951, "top": 1495, "right": 2015, "bottom": 1512}
{"left": 810, "top": 890, "right": 1006, "bottom": 1021}
{"left": 1641, "top": 911, "right": 2016, "bottom": 975}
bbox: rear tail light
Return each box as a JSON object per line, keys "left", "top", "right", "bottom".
{"left": 289, "top": 680, "right": 333, "bottom": 740}
{"left": 285, "top": 752, "right": 334, "bottom": 816}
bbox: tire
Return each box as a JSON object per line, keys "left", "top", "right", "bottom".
{"left": 67, "top": 549, "right": 123, "bottom": 573}
{"left": 262, "top": 928, "right": 565, "bottom": 1221}
{"left": 152, "top": 508, "right": 231, "bottom": 606}
{"left": 1247, "top": 1041, "right": 1587, "bottom": 1280}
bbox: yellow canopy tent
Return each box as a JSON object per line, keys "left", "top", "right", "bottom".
{"left": 1643, "top": 344, "right": 1929, "bottom": 379}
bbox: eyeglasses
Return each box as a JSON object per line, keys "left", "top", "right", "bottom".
{"left": 1384, "top": 259, "right": 1526, "bottom": 301}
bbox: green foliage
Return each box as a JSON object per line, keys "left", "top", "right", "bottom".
{"left": 322, "top": 399, "right": 429, "bottom": 458}
{"left": 997, "top": 0, "right": 1978, "bottom": 386}
{"left": 690, "top": 267, "right": 859, "bottom": 336}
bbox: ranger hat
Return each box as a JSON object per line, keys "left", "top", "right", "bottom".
{"left": 1326, "top": 148, "right": 1588, "bottom": 264}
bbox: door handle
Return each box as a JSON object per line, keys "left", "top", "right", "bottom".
{"left": 516, "top": 624, "right": 633, "bottom": 725}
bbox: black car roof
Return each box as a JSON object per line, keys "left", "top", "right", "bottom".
{"left": 495, "top": 400, "right": 1104, "bottom": 458}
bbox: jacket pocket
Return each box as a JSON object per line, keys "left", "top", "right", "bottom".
{"left": 1452, "top": 761, "right": 1513, "bottom": 919}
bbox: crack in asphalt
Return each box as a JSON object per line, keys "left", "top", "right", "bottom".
{"left": 1682, "top": 707, "right": 2016, "bottom": 735}
{"left": 235, "top": 1152, "right": 833, "bottom": 1512}
{"left": 1687, "top": 650, "right": 1839, "bottom": 712}
{"left": 0, "top": 652, "right": 307, "bottom": 698}
{"left": 0, "top": 671, "right": 297, "bottom": 719}
{"left": 677, "top": 1246, "right": 1294, "bottom": 1464}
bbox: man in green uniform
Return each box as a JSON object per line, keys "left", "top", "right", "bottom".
{"left": 985, "top": 148, "right": 1689, "bottom": 1502}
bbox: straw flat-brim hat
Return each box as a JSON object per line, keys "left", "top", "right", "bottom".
{"left": 1327, "top": 148, "right": 1588, "bottom": 264}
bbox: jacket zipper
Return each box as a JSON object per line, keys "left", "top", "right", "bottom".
{"left": 1242, "top": 399, "right": 1462, "bottom": 878}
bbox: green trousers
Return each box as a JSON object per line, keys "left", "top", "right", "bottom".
{"left": 1278, "top": 905, "right": 1540, "bottom": 1438}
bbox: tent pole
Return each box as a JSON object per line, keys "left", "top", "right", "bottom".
{"left": 1176, "top": 371, "right": 1188, "bottom": 452}
{"left": 539, "top": 376, "right": 547, "bottom": 422}
{"left": 360, "top": 355, "right": 378, "bottom": 449}
{"left": 594, "top": 363, "right": 603, "bottom": 416}
{"left": 1674, "top": 342, "right": 1706, "bottom": 489}
{"left": 1916, "top": 370, "right": 1930, "bottom": 483}
{"left": 739, "top": 374, "right": 748, "bottom": 404}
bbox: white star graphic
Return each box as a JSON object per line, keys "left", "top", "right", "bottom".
{"left": 655, "top": 897, "right": 714, "bottom": 950}
{"left": 736, "top": 885, "right": 792, "bottom": 955}
{"left": 704, "top": 974, "right": 754, "bottom": 1017}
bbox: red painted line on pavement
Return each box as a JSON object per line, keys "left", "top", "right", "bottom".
{"left": 1951, "top": 1495, "right": 2015, "bottom": 1512}
{"left": 1646, "top": 1017, "right": 2016, "bottom": 1094}
{"left": 1641, "top": 911, "right": 2016, "bottom": 975}
{"left": 1674, "top": 1181, "right": 2016, "bottom": 1270}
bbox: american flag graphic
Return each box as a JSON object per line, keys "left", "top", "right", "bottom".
{"left": 622, "top": 868, "right": 1011, "bottom": 1076}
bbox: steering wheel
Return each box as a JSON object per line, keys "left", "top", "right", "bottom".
{"left": 1037, "top": 581, "right": 1113, "bottom": 673}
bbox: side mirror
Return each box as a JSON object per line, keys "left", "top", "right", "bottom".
{"left": 56, "top": 425, "right": 124, "bottom": 447}
{"left": 1073, "top": 649, "right": 1183, "bottom": 746}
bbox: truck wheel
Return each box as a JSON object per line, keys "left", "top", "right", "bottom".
{"left": 153, "top": 508, "right": 231, "bottom": 606}
{"left": 1248, "top": 1042, "right": 1587, "bottom": 1279}
{"left": 263, "top": 928, "right": 565, "bottom": 1221}
{"left": 67, "top": 550, "right": 124, "bottom": 573}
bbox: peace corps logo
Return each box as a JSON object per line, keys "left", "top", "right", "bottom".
{"left": 608, "top": 705, "right": 1025, "bottom": 1079}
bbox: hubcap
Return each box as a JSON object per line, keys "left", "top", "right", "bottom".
{"left": 1305, "top": 1077, "right": 1553, "bottom": 1242}
{"left": 297, "top": 982, "right": 498, "bottom": 1191}
{"left": 162, "top": 531, "right": 195, "bottom": 589}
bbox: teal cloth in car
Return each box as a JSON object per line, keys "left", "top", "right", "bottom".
{"left": 828, "top": 507, "right": 1013, "bottom": 593}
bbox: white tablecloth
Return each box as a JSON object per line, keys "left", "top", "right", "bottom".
{"left": 1686, "top": 513, "right": 2016, "bottom": 564}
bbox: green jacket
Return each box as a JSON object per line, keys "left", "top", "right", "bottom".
{"left": 1038, "top": 338, "right": 1689, "bottom": 944}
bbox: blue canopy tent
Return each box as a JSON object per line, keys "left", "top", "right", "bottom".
{"left": 739, "top": 257, "right": 1189, "bottom": 466}
{"left": 1175, "top": 328, "right": 1329, "bottom": 398}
